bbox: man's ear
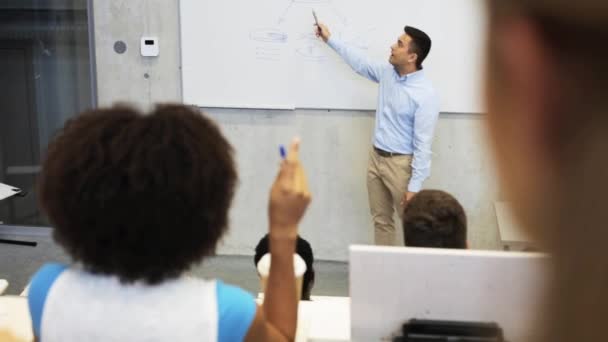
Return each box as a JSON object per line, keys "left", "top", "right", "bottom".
{"left": 409, "top": 53, "right": 418, "bottom": 64}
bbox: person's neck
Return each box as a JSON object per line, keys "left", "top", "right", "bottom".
{"left": 396, "top": 64, "right": 419, "bottom": 77}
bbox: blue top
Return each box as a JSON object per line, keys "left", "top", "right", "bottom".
{"left": 328, "top": 37, "right": 440, "bottom": 192}
{"left": 28, "top": 263, "right": 67, "bottom": 338}
{"left": 216, "top": 280, "right": 257, "bottom": 341}
{"left": 28, "top": 263, "right": 256, "bottom": 342}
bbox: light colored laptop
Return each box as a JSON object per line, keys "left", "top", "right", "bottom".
{"left": 350, "top": 245, "right": 549, "bottom": 341}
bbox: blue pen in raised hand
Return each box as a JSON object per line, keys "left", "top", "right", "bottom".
{"left": 279, "top": 145, "right": 287, "bottom": 159}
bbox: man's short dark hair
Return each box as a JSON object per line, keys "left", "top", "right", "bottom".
{"left": 254, "top": 234, "right": 315, "bottom": 300}
{"left": 402, "top": 190, "right": 466, "bottom": 249}
{"left": 404, "top": 26, "right": 432, "bottom": 70}
{"left": 38, "top": 104, "right": 237, "bottom": 284}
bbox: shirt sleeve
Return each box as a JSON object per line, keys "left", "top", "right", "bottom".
{"left": 217, "top": 280, "right": 257, "bottom": 342}
{"left": 28, "top": 263, "right": 68, "bottom": 339}
{"left": 408, "top": 94, "right": 440, "bottom": 192}
{"left": 327, "top": 37, "right": 385, "bottom": 83}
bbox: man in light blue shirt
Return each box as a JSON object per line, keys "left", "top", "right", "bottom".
{"left": 316, "top": 23, "right": 440, "bottom": 245}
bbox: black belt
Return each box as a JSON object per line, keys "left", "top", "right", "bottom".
{"left": 374, "top": 147, "right": 407, "bottom": 157}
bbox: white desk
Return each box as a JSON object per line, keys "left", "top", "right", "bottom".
{"left": 300, "top": 296, "right": 350, "bottom": 342}
{"left": 0, "top": 296, "right": 33, "bottom": 342}
{"left": 258, "top": 294, "right": 351, "bottom": 341}
{"left": 494, "top": 202, "right": 535, "bottom": 251}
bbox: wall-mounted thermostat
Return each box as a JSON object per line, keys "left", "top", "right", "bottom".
{"left": 140, "top": 36, "right": 159, "bottom": 57}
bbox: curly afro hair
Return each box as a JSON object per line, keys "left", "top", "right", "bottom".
{"left": 38, "top": 104, "right": 237, "bottom": 284}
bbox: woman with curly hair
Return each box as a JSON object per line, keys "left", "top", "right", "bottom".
{"left": 27, "top": 104, "right": 310, "bottom": 342}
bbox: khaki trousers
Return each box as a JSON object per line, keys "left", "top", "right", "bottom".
{"left": 367, "top": 148, "right": 412, "bottom": 246}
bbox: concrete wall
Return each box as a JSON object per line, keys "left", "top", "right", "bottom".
{"left": 93, "top": 0, "right": 181, "bottom": 108}
{"left": 93, "top": 0, "right": 501, "bottom": 261}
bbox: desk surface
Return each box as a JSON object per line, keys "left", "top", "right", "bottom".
{"left": 0, "top": 296, "right": 33, "bottom": 342}
{"left": 258, "top": 294, "right": 351, "bottom": 341}
{"left": 301, "top": 296, "right": 350, "bottom": 341}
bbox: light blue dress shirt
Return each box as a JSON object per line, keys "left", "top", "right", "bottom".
{"left": 328, "top": 37, "right": 440, "bottom": 192}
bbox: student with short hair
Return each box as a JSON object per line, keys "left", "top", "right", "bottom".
{"left": 402, "top": 190, "right": 467, "bottom": 249}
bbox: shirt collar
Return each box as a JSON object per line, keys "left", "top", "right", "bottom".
{"left": 394, "top": 68, "right": 425, "bottom": 82}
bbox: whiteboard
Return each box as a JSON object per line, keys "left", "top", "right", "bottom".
{"left": 180, "top": 0, "right": 487, "bottom": 113}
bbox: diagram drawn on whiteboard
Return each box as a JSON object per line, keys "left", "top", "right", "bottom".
{"left": 249, "top": 0, "right": 372, "bottom": 63}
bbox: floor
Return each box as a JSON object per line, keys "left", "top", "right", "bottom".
{"left": 0, "top": 228, "right": 349, "bottom": 296}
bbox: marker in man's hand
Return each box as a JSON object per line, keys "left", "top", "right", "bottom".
{"left": 313, "top": 10, "right": 321, "bottom": 35}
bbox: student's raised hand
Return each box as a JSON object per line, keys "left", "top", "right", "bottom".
{"left": 269, "top": 138, "right": 312, "bottom": 239}
{"left": 315, "top": 23, "right": 331, "bottom": 43}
